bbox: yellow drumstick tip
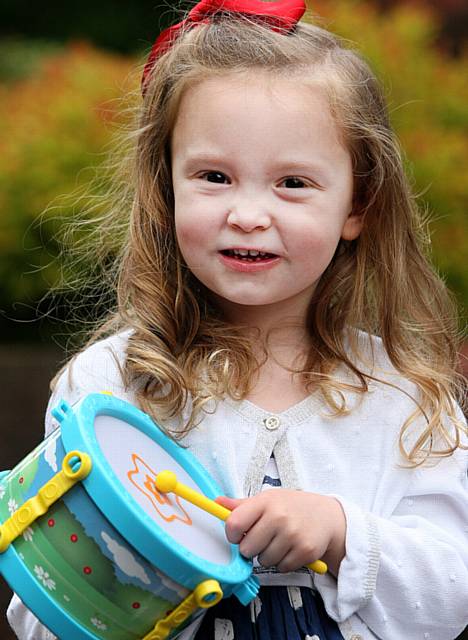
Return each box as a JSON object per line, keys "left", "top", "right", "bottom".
{"left": 306, "top": 560, "right": 328, "bottom": 575}
{"left": 155, "top": 470, "right": 231, "bottom": 521}
{"left": 155, "top": 470, "right": 178, "bottom": 493}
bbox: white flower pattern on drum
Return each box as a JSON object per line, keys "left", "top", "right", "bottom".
{"left": 7, "top": 498, "right": 18, "bottom": 514}
{"left": 22, "top": 527, "right": 34, "bottom": 542}
{"left": 34, "top": 565, "right": 56, "bottom": 591}
{"left": 91, "top": 617, "right": 108, "bottom": 631}
{"left": 0, "top": 485, "right": 5, "bottom": 500}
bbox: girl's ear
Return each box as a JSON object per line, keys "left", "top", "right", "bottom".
{"left": 341, "top": 209, "right": 365, "bottom": 241}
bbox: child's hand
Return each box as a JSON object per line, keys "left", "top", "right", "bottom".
{"left": 216, "top": 491, "right": 346, "bottom": 576}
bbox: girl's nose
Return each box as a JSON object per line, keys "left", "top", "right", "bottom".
{"left": 226, "top": 204, "right": 272, "bottom": 232}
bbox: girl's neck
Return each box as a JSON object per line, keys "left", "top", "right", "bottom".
{"left": 217, "top": 300, "right": 315, "bottom": 413}
{"left": 220, "top": 300, "right": 311, "bottom": 369}
{"left": 241, "top": 316, "right": 313, "bottom": 414}
{"left": 220, "top": 296, "right": 309, "bottom": 331}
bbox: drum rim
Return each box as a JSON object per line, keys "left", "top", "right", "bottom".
{"left": 60, "top": 393, "right": 253, "bottom": 594}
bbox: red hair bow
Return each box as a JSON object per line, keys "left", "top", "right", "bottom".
{"left": 142, "top": 0, "right": 306, "bottom": 94}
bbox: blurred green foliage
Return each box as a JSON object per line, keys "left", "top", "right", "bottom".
{"left": 0, "top": 38, "right": 62, "bottom": 83}
{"left": 0, "top": 0, "right": 466, "bottom": 341}
{"left": 0, "top": 41, "right": 135, "bottom": 337}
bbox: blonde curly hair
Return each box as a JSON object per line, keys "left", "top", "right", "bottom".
{"left": 55, "top": 13, "right": 466, "bottom": 465}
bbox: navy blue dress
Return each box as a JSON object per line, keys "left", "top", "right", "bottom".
{"left": 193, "top": 456, "right": 344, "bottom": 639}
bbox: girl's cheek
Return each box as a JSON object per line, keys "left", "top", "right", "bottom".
{"left": 175, "top": 215, "right": 209, "bottom": 249}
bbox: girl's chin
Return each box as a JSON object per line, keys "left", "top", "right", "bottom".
{"left": 212, "top": 291, "right": 294, "bottom": 310}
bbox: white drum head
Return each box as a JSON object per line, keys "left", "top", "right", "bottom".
{"left": 94, "top": 415, "right": 231, "bottom": 565}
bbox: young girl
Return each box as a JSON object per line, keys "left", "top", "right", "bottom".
{"left": 7, "top": 0, "right": 468, "bottom": 638}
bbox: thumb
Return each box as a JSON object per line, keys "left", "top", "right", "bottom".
{"left": 215, "top": 495, "right": 246, "bottom": 511}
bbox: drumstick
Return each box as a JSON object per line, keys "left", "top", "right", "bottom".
{"left": 155, "top": 470, "right": 328, "bottom": 575}
{"left": 156, "top": 470, "right": 232, "bottom": 521}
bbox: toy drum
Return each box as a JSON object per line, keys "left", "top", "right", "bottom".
{"left": 0, "top": 393, "right": 259, "bottom": 640}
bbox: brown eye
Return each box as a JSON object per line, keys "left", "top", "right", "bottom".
{"left": 282, "top": 177, "right": 306, "bottom": 188}
{"left": 202, "top": 171, "right": 230, "bottom": 184}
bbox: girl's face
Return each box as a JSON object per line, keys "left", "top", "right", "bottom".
{"left": 171, "top": 73, "right": 362, "bottom": 323}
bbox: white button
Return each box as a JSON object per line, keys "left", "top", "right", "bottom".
{"left": 263, "top": 416, "right": 280, "bottom": 430}
{"left": 350, "top": 635, "right": 363, "bottom": 640}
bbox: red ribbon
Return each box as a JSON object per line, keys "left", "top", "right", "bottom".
{"left": 142, "top": 0, "right": 306, "bottom": 94}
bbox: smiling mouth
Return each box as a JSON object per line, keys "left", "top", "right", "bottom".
{"left": 220, "top": 249, "right": 278, "bottom": 262}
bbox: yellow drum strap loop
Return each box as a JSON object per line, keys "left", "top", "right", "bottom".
{"left": 143, "top": 579, "right": 223, "bottom": 640}
{"left": 0, "top": 451, "right": 92, "bottom": 553}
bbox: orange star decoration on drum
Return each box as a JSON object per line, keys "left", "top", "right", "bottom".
{"left": 127, "top": 454, "right": 193, "bottom": 525}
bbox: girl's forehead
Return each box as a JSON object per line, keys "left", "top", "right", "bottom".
{"left": 171, "top": 72, "right": 342, "bottom": 147}
{"left": 171, "top": 72, "right": 350, "bottom": 174}
{"left": 175, "top": 70, "right": 333, "bottom": 125}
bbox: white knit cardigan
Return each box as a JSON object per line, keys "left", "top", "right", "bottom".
{"left": 7, "top": 330, "right": 468, "bottom": 640}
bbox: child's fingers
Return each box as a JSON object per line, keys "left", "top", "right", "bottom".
{"left": 276, "top": 547, "right": 314, "bottom": 573}
{"left": 224, "top": 498, "right": 265, "bottom": 544}
{"left": 238, "top": 518, "right": 276, "bottom": 560}
{"left": 214, "top": 495, "right": 245, "bottom": 511}
{"left": 255, "top": 535, "right": 292, "bottom": 569}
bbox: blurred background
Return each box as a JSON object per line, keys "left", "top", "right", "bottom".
{"left": 0, "top": 0, "right": 467, "bottom": 638}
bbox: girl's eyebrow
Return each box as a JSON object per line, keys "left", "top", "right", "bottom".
{"left": 180, "top": 147, "right": 223, "bottom": 160}
{"left": 273, "top": 160, "right": 331, "bottom": 179}
{"left": 181, "top": 150, "right": 228, "bottom": 165}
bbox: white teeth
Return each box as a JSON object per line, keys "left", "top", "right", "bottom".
{"left": 232, "top": 249, "right": 265, "bottom": 257}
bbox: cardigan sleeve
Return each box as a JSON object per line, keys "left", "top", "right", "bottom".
{"left": 315, "top": 445, "right": 468, "bottom": 640}
{"left": 44, "top": 331, "right": 133, "bottom": 437}
{"left": 7, "top": 594, "right": 56, "bottom": 640}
